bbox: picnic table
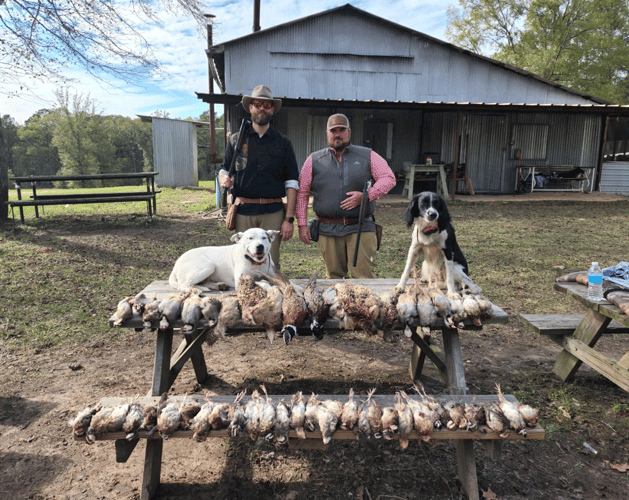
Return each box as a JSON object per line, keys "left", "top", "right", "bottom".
{"left": 7, "top": 172, "right": 160, "bottom": 223}
{"left": 103, "top": 278, "right": 541, "bottom": 500}
{"left": 542, "top": 282, "right": 629, "bottom": 392}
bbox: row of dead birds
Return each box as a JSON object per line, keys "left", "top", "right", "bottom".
{"left": 112, "top": 268, "right": 494, "bottom": 344}
{"left": 72, "top": 384, "right": 538, "bottom": 448}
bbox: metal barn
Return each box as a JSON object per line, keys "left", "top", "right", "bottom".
{"left": 199, "top": 3, "right": 629, "bottom": 195}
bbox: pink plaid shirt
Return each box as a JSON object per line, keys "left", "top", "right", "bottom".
{"left": 296, "top": 148, "right": 396, "bottom": 226}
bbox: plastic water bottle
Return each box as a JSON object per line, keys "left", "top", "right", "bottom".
{"left": 588, "top": 262, "right": 603, "bottom": 301}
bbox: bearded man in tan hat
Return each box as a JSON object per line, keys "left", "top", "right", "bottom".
{"left": 219, "top": 85, "right": 299, "bottom": 269}
{"left": 296, "top": 113, "right": 396, "bottom": 279}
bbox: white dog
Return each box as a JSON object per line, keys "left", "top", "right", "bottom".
{"left": 169, "top": 228, "right": 279, "bottom": 291}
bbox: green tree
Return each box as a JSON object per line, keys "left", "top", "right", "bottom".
{"left": 197, "top": 111, "right": 225, "bottom": 181}
{"left": 446, "top": 0, "right": 629, "bottom": 104}
{"left": 12, "top": 111, "right": 62, "bottom": 180}
{"left": 1, "top": 115, "right": 18, "bottom": 177}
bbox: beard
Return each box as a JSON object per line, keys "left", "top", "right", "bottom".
{"left": 252, "top": 112, "right": 272, "bottom": 126}
{"left": 332, "top": 138, "right": 349, "bottom": 151}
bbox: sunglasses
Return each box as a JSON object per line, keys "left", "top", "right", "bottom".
{"left": 251, "top": 100, "right": 273, "bottom": 110}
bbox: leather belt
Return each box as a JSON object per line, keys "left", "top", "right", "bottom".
{"left": 235, "top": 197, "right": 283, "bottom": 205}
{"left": 318, "top": 216, "right": 373, "bottom": 225}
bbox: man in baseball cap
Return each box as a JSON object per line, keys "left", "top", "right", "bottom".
{"left": 295, "top": 113, "right": 396, "bottom": 279}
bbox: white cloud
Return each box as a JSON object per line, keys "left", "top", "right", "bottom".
{"left": 2, "top": 1, "right": 452, "bottom": 125}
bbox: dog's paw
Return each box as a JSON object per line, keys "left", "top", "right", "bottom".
{"left": 394, "top": 284, "right": 405, "bottom": 294}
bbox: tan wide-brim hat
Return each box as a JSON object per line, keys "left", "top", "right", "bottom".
{"left": 241, "top": 85, "right": 282, "bottom": 112}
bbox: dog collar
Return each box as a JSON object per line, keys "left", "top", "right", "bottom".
{"left": 422, "top": 224, "right": 439, "bottom": 235}
{"left": 245, "top": 254, "right": 268, "bottom": 266}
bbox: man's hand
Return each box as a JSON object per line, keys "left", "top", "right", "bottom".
{"left": 340, "top": 190, "right": 363, "bottom": 211}
{"left": 219, "top": 173, "right": 234, "bottom": 189}
{"left": 280, "top": 220, "right": 294, "bottom": 242}
{"left": 298, "top": 225, "right": 311, "bottom": 245}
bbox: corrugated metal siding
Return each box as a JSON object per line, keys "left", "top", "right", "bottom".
{"left": 600, "top": 162, "right": 629, "bottom": 195}
{"left": 223, "top": 10, "right": 598, "bottom": 106}
{"left": 152, "top": 118, "right": 198, "bottom": 187}
{"left": 465, "top": 115, "right": 508, "bottom": 192}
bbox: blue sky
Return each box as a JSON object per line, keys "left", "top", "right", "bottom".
{"left": 1, "top": 1, "right": 453, "bottom": 125}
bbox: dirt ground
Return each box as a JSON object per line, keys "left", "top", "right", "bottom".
{"left": 2, "top": 199, "right": 629, "bottom": 500}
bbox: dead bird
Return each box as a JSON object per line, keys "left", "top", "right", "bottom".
{"left": 200, "top": 296, "right": 222, "bottom": 330}
{"left": 131, "top": 292, "right": 153, "bottom": 315}
{"left": 122, "top": 398, "right": 144, "bottom": 440}
{"left": 227, "top": 391, "right": 248, "bottom": 438}
{"left": 156, "top": 393, "right": 184, "bottom": 439}
{"left": 412, "top": 385, "right": 443, "bottom": 429}
{"left": 85, "top": 405, "right": 112, "bottom": 444}
{"left": 416, "top": 285, "right": 439, "bottom": 335}
{"left": 463, "top": 401, "right": 486, "bottom": 431}
{"left": 265, "top": 273, "right": 308, "bottom": 345}
{"left": 427, "top": 278, "right": 456, "bottom": 329}
{"left": 258, "top": 385, "right": 276, "bottom": 438}
{"left": 444, "top": 401, "right": 468, "bottom": 430}
{"left": 517, "top": 402, "right": 540, "bottom": 427}
{"left": 474, "top": 294, "right": 494, "bottom": 320}
{"left": 317, "top": 403, "right": 339, "bottom": 445}
{"left": 189, "top": 394, "right": 215, "bottom": 441}
{"left": 112, "top": 296, "right": 134, "bottom": 326}
{"left": 484, "top": 402, "right": 509, "bottom": 438}
{"left": 448, "top": 294, "right": 467, "bottom": 326}
{"left": 142, "top": 297, "right": 162, "bottom": 332}
{"left": 179, "top": 399, "right": 202, "bottom": 429}
{"left": 274, "top": 399, "right": 291, "bottom": 445}
{"left": 340, "top": 388, "right": 360, "bottom": 431}
{"left": 290, "top": 391, "right": 307, "bottom": 439}
{"left": 212, "top": 294, "right": 241, "bottom": 341}
{"left": 496, "top": 383, "right": 526, "bottom": 436}
{"left": 396, "top": 268, "right": 420, "bottom": 337}
{"left": 180, "top": 291, "right": 206, "bottom": 333}
{"left": 304, "top": 393, "right": 320, "bottom": 432}
{"left": 208, "top": 402, "right": 231, "bottom": 430}
{"left": 304, "top": 274, "right": 331, "bottom": 340}
{"left": 237, "top": 275, "right": 269, "bottom": 329}
{"left": 356, "top": 389, "right": 381, "bottom": 438}
{"left": 395, "top": 392, "right": 414, "bottom": 450}
{"left": 139, "top": 404, "right": 158, "bottom": 435}
{"left": 70, "top": 406, "right": 97, "bottom": 437}
{"left": 262, "top": 285, "right": 284, "bottom": 344}
{"left": 378, "top": 288, "right": 402, "bottom": 341}
{"left": 461, "top": 284, "right": 482, "bottom": 326}
{"left": 335, "top": 283, "right": 381, "bottom": 334}
{"left": 159, "top": 291, "right": 188, "bottom": 330}
{"left": 381, "top": 406, "right": 399, "bottom": 440}
{"left": 322, "top": 399, "right": 344, "bottom": 420}
{"left": 402, "top": 391, "right": 433, "bottom": 442}
{"left": 244, "top": 389, "right": 262, "bottom": 438}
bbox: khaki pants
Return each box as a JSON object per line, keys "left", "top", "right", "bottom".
{"left": 317, "top": 232, "right": 377, "bottom": 279}
{"left": 235, "top": 210, "right": 285, "bottom": 269}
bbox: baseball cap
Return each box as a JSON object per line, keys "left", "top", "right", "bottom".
{"left": 327, "top": 114, "right": 350, "bottom": 130}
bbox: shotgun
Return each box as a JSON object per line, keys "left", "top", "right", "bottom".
{"left": 222, "top": 118, "right": 250, "bottom": 207}
{"left": 352, "top": 180, "right": 372, "bottom": 267}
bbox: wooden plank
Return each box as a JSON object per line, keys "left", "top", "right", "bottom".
{"left": 12, "top": 172, "right": 158, "bottom": 182}
{"left": 9, "top": 195, "right": 157, "bottom": 207}
{"left": 115, "top": 438, "right": 139, "bottom": 463}
{"left": 142, "top": 439, "right": 163, "bottom": 500}
{"left": 168, "top": 329, "right": 208, "bottom": 387}
{"left": 554, "top": 282, "right": 629, "bottom": 328}
{"left": 618, "top": 351, "right": 629, "bottom": 371}
{"left": 77, "top": 425, "right": 544, "bottom": 442}
{"left": 456, "top": 440, "right": 479, "bottom": 500}
{"left": 520, "top": 314, "right": 629, "bottom": 335}
{"left": 553, "top": 309, "right": 610, "bottom": 381}
{"left": 409, "top": 330, "right": 446, "bottom": 380}
{"left": 560, "top": 337, "right": 629, "bottom": 392}
{"left": 442, "top": 328, "right": 469, "bottom": 395}
{"left": 150, "top": 329, "right": 174, "bottom": 396}
{"left": 30, "top": 191, "right": 161, "bottom": 200}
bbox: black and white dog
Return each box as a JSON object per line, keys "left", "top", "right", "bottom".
{"left": 395, "top": 191, "right": 479, "bottom": 297}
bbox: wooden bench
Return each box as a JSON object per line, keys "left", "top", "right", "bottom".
{"left": 7, "top": 172, "right": 160, "bottom": 223}
{"left": 520, "top": 313, "right": 629, "bottom": 339}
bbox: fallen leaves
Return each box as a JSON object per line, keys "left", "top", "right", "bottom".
{"left": 608, "top": 461, "right": 629, "bottom": 473}
{"left": 482, "top": 487, "right": 498, "bottom": 499}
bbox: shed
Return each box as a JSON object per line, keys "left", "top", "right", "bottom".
{"left": 198, "top": 3, "right": 629, "bottom": 195}
{"left": 138, "top": 116, "right": 207, "bottom": 188}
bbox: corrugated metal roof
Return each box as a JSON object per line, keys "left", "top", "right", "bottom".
{"left": 195, "top": 93, "right": 629, "bottom": 115}
{"left": 210, "top": 3, "right": 610, "bottom": 105}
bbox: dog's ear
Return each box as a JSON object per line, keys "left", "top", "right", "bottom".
{"left": 404, "top": 196, "right": 418, "bottom": 228}
{"left": 266, "top": 230, "right": 281, "bottom": 242}
{"left": 436, "top": 195, "right": 451, "bottom": 229}
{"left": 231, "top": 232, "right": 244, "bottom": 243}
